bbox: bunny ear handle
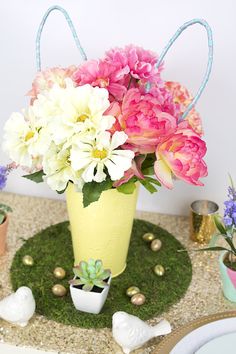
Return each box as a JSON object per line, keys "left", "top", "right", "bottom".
{"left": 146, "top": 19, "right": 214, "bottom": 122}
{"left": 35, "top": 5, "right": 88, "bottom": 72}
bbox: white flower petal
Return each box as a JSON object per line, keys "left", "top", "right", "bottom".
{"left": 94, "top": 162, "right": 106, "bottom": 182}
{"left": 70, "top": 148, "right": 91, "bottom": 170}
{"left": 110, "top": 154, "right": 133, "bottom": 172}
{"left": 82, "top": 161, "right": 97, "bottom": 182}
{"left": 96, "top": 131, "right": 111, "bottom": 150}
{"left": 110, "top": 131, "right": 128, "bottom": 150}
{"left": 99, "top": 115, "right": 116, "bottom": 131}
{"left": 112, "top": 149, "right": 135, "bottom": 158}
{"left": 104, "top": 160, "right": 123, "bottom": 181}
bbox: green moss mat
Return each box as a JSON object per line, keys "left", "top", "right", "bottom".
{"left": 10, "top": 219, "right": 192, "bottom": 328}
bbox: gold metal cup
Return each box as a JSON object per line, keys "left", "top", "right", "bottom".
{"left": 190, "top": 200, "right": 219, "bottom": 244}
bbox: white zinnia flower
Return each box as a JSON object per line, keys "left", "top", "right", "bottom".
{"left": 70, "top": 131, "right": 135, "bottom": 183}
{"left": 33, "top": 80, "right": 115, "bottom": 145}
{"left": 43, "top": 142, "right": 84, "bottom": 191}
{"left": 2, "top": 108, "right": 50, "bottom": 169}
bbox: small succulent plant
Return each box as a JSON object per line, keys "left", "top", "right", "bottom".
{"left": 0, "top": 203, "right": 12, "bottom": 225}
{"left": 69, "top": 259, "right": 111, "bottom": 292}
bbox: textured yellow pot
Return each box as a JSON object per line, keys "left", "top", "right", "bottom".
{"left": 66, "top": 183, "right": 139, "bottom": 277}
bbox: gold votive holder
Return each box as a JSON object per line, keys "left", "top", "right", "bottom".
{"left": 190, "top": 200, "right": 219, "bottom": 244}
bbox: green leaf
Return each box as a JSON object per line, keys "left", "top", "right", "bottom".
{"left": 197, "top": 246, "right": 231, "bottom": 252}
{"left": 224, "top": 237, "right": 236, "bottom": 254}
{"left": 145, "top": 176, "right": 161, "bottom": 186}
{"left": 229, "top": 173, "right": 235, "bottom": 189}
{"left": 73, "top": 267, "right": 84, "bottom": 278}
{"left": 23, "top": 170, "right": 45, "bottom": 183}
{"left": 100, "top": 269, "right": 111, "bottom": 280}
{"left": 82, "top": 179, "right": 113, "bottom": 207}
{"left": 0, "top": 204, "right": 13, "bottom": 213}
{"left": 142, "top": 166, "right": 154, "bottom": 175}
{"left": 141, "top": 153, "right": 155, "bottom": 171}
{"left": 139, "top": 179, "right": 157, "bottom": 194}
{"left": 117, "top": 178, "right": 137, "bottom": 194}
{"left": 93, "top": 279, "right": 107, "bottom": 288}
{"left": 82, "top": 283, "right": 94, "bottom": 292}
{"left": 95, "top": 260, "right": 102, "bottom": 272}
{"left": 69, "top": 279, "right": 84, "bottom": 286}
{"left": 87, "top": 265, "right": 96, "bottom": 274}
{"left": 214, "top": 215, "right": 227, "bottom": 235}
{"left": 79, "top": 261, "right": 88, "bottom": 275}
{"left": 0, "top": 213, "right": 5, "bottom": 225}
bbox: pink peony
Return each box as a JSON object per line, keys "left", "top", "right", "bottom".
{"left": 165, "top": 81, "right": 203, "bottom": 135}
{"left": 105, "top": 45, "right": 163, "bottom": 83}
{"left": 106, "top": 88, "right": 177, "bottom": 154}
{"left": 154, "top": 128, "right": 207, "bottom": 189}
{"left": 73, "top": 59, "right": 129, "bottom": 101}
{"left": 28, "top": 66, "right": 77, "bottom": 103}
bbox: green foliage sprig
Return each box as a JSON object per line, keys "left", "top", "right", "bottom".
{"left": 0, "top": 203, "right": 12, "bottom": 225}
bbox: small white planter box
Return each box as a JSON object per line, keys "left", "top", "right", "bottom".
{"left": 70, "top": 276, "right": 111, "bottom": 314}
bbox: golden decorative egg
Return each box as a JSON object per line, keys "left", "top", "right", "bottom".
{"left": 154, "top": 264, "right": 165, "bottom": 276}
{"left": 126, "top": 286, "right": 140, "bottom": 297}
{"left": 52, "top": 284, "right": 67, "bottom": 297}
{"left": 22, "top": 255, "right": 34, "bottom": 266}
{"left": 53, "top": 267, "right": 66, "bottom": 280}
{"left": 131, "top": 293, "right": 146, "bottom": 306}
{"left": 142, "top": 232, "right": 155, "bottom": 242}
{"left": 150, "top": 239, "right": 162, "bottom": 251}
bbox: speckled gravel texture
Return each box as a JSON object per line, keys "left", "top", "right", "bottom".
{"left": 0, "top": 192, "right": 235, "bottom": 354}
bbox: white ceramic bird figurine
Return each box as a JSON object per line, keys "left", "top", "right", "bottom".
{"left": 112, "top": 311, "right": 171, "bottom": 354}
{"left": 0, "top": 286, "right": 36, "bottom": 327}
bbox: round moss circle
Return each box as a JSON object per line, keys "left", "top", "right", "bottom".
{"left": 10, "top": 219, "right": 192, "bottom": 328}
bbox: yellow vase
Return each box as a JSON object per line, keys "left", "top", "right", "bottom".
{"left": 66, "top": 183, "right": 139, "bottom": 277}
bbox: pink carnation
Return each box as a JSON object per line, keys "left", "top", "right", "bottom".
{"left": 154, "top": 127, "right": 207, "bottom": 189}
{"left": 165, "top": 81, "right": 203, "bottom": 135}
{"left": 106, "top": 88, "right": 177, "bottom": 154}
{"left": 105, "top": 45, "right": 162, "bottom": 83}
{"left": 73, "top": 59, "right": 129, "bottom": 101}
{"left": 28, "top": 66, "right": 77, "bottom": 103}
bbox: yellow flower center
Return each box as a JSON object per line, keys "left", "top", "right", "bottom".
{"left": 25, "top": 131, "right": 35, "bottom": 142}
{"left": 92, "top": 148, "right": 108, "bottom": 159}
{"left": 77, "top": 113, "right": 89, "bottom": 122}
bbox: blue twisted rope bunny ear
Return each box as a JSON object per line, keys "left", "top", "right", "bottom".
{"left": 147, "top": 19, "right": 213, "bottom": 122}
{"left": 36, "top": 5, "right": 87, "bottom": 71}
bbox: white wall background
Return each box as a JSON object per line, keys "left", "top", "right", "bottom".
{"left": 0, "top": 0, "right": 235, "bottom": 215}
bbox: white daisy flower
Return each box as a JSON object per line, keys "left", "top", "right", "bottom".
{"left": 43, "top": 142, "right": 84, "bottom": 191}
{"left": 33, "top": 80, "right": 115, "bottom": 145}
{"left": 70, "top": 131, "right": 135, "bottom": 183}
{"left": 2, "top": 108, "right": 50, "bottom": 169}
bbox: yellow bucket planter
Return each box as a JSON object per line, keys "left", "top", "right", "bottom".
{"left": 66, "top": 183, "right": 139, "bottom": 277}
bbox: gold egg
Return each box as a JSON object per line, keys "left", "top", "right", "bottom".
{"left": 131, "top": 293, "right": 146, "bottom": 306}
{"left": 126, "top": 286, "right": 140, "bottom": 297}
{"left": 154, "top": 264, "right": 165, "bottom": 276}
{"left": 150, "top": 239, "right": 162, "bottom": 251}
{"left": 142, "top": 232, "right": 155, "bottom": 242}
{"left": 53, "top": 267, "right": 66, "bottom": 280}
{"left": 22, "top": 255, "right": 34, "bottom": 266}
{"left": 52, "top": 284, "right": 67, "bottom": 297}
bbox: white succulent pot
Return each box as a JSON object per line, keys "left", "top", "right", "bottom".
{"left": 70, "top": 276, "right": 111, "bottom": 314}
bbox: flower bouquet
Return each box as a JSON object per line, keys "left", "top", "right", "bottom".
{"left": 1, "top": 6, "right": 213, "bottom": 276}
